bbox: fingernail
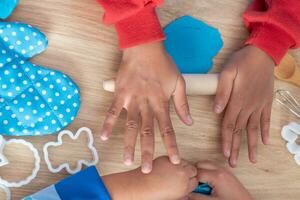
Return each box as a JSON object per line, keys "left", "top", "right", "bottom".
{"left": 231, "top": 159, "right": 237, "bottom": 167}
{"left": 170, "top": 155, "right": 181, "bottom": 164}
{"left": 124, "top": 155, "right": 133, "bottom": 166}
{"left": 142, "top": 163, "right": 152, "bottom": 174}
{"left": 251, "top": 155, "right": 257, "bottom": 163}
{"left": 214, "top": 104, "right": 223, "bottom": 114}
{"left": 100, "top": 133, "right": 108, "bottom": 141}
{"left": 264, "top": 137, "right": 269, "bottom": 145}
{"left": 186, "top": 115, "right": 193, "bottom": 125}
{"left": 224, "top": 149, "right": 231, "bottom": 158}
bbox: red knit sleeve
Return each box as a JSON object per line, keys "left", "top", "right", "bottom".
{"left": 243, "top": 0, "right": 300, "bottom": 64}
{"left": 96, "top": 0, "right": 165, "bottom": 48}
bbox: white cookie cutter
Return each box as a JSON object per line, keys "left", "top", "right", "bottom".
{"left": 281, "top": 122, "right": 300, "bottom": 165}
{"left": 0, "top": 137, "right": 40, "bottom": 188}
{"left": 43, "top": 127, "right": 99, "bottom": 174}
{"left": 0, "top": 184, "right": 11, "bottom": 200}
{"left": 0, "top": 136, "right": 9, "bottom": 167}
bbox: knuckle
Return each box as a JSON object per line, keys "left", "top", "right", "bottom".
{"left": 126, "top": 120, "right": 138, "bottom": 130}
{"left": 161, "top": 126, "right": 175, "bottom": 138}
{"left": 107, "top": 107, "right": 118, "bottom": 117}
{"left": 263, "top": 118, "right": 271, "bottom": 124}
{"left": 248, "top": 124, "right": 259, "bottom": 131}
{"left": 223, "top": 123, "right": 235, "bottom": 132}
{"left": 141, "top": 127, "right": 154, "bottom": 137}
{"left": 233, "top": 127, "right": 243, "bottom": 135}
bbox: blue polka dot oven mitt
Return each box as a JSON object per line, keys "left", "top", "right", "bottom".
{"left": 0, "top": 0, "right": 19, "bottom": 19}
{"left": 0, "top": 22, "right": 80, "bottom": 136}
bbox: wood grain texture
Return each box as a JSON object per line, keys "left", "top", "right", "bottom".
{"left": 2, "top": 0, "right": 300, "bottom": 199}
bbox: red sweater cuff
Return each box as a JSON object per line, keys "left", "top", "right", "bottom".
{"left": 115, "top": 6, "right": 165, "bottom": 49}
{"left": 245, "top": 24, "right": 294, "bottom": 65}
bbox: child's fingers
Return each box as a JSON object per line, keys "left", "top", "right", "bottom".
{"left": 184, "top": 164, "right": 197, "bottom": 178}
{"left": 214, "top": 68, "right": 236, "bottom": 114}
{"left": 260, "top": 102, "right": 272, "bottom": 145}
{"left": 172, "top": 76, "right": 193, "bottom": 126}
{"left": 140, "top": 105, "right": 155, "bottom": 174}
{"left": 101, "top": 97, "right": 124, "bottom": 140}
{"left": 189, "top": 194, "right": 216, "bottom": 200}
{"left": 246, "top": 110, "right": 261, "bottom": 163}
{"left": 189, "top": 193, "right": 217, "bottom": 200}
{"left": 229, "top": 109, "right": 250, "bottom": 167}
{"left": 196, "top": 169, "right": 217, "bottom": 186}
{"left": 123, "top": 103, "right": 139, "bottom": 166}
{"left": 153, "top": 101, "right": 180, "bottom": 165}
{"left": 221, "top": 102, "right": 240, "bottom": 159}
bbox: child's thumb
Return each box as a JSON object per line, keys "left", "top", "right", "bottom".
{"left": 214, "top": 68, "right": 236, "bottom": 114}
{"left": 172, "top": 76, "right": 193, "bottom": 126}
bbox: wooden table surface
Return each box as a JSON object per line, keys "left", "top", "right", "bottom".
{"left": 1, "top": 0, "right": 300, "bottom": 199}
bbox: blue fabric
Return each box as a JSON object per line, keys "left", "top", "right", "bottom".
{"left": 25, "top": 185, "right": 61, "bottom": 200}
{"left": 193, "top": 183, "right": 212, "bottom": 195}
{"left": 0, "top": 22, "right": 80, "bottom": 136}
{"left": 0, "top": 0, "right": 19, "bottom": 19}
{"left": 164, "top": 15, "right": 223, "bottom": 74}
{"left": 55, "top": 166, "right": 111, "bottom": 200}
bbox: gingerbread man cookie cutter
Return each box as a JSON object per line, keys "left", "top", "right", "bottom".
{"left": 43, "top": 127, "right": 99, "bottom": 174}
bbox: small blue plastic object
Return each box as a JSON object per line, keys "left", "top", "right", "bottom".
{"left": 163, "top": 15, "right": 223, "bottom": 74}
{"left": 0, "top": 0, "right": 19, "bottom": 19}
{"left": 193, "top": 183, "right": 212, "bottom": 195}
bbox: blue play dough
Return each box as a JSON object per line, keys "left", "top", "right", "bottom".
{"left": 193, "top": 183, "right": 212, "bottom": 195}
{"left": 0, "top": 0, "right": 19, "bottom": 19}
{"left": 0, "top": 22, "right": 80, "bottom": 136}
{"left": 163, "top": 15, "right": 223, "bottom": 74}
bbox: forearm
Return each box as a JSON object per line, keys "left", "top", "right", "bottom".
{"left": 243, "top": 0, "right": 300, "bottom": 64}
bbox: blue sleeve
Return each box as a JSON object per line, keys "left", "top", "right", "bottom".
{"left": 24, "top": 166, "right": 111, "bottom": 200}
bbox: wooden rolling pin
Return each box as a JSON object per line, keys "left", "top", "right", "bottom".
{"left": 103, "top": 54, "right": 298, "bottom": 96}
{"left": 103, "top": 74, "right": 219, "bottom": 96}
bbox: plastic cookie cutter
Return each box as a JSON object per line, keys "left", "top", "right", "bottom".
{"left": 43, "top": 127, "right": 99, "bottom": 174}
{"left": 0, "top": 184, "right": 11, "bottom": 200}
{"left": 0, "top": 137, "right": 40, "bottom": 187}
{"left": 0, "top": 136, "right": 9, "bottom": 167}
{"left": 275, "top": 90, "right": 300, "bottom": 118}
{"left": 281, "top": 122, "right": 300, "bottom": 166}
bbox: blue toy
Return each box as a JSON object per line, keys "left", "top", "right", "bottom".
{"left": 0, "top": 0, "right": 19, "bottom": 19}
{"left": 0, "top": 22, "right": 80, "bottom": 136}
{"left": 164, "top": 15, "right": 223, "bottom": 74}
{"left": 194, "top": 183, "right": 212, "bottom": 195}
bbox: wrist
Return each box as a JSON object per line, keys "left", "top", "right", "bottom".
{"left": 102, "top": 169, "right": 145, "bottom": 200}
{"left": 244, "top": 45, "right": 275, "bottom": 67}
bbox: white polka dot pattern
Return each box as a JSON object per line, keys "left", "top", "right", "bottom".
{"left": 0, "top": 22, "right": 80, "bottom": 136}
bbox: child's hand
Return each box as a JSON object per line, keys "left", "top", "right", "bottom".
{"left": 101, "top": 42, "right": 192, "bottom": 173}
{"left": 103, "top": 156, "right": 198, "bottom": 200}
{"left": 189, "top": 161, "right": 253, "bottom": 200}
{"left": 214, "top": 45, "right": 274, "bottom": 167}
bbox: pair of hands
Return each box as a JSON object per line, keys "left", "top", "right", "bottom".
{"left": 101, "top": 41, "right": 274, "bottom": 172}
{"left": 146, "top": 157, "right": 252, "bottom": 200}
